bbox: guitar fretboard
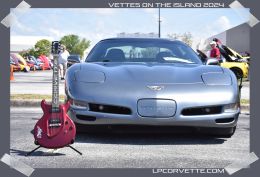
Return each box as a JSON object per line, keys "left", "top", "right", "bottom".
{"left": 52, "top": 54, "right": 60, "bottom": 112}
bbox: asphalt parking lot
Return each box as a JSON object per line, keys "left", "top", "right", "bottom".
{"left": 10, "top": 70, "right": 250, "bottom": 99}
{"left": 10, "top": 69, "right": 250, "bottom": 168}
{"left": 11, "top": 70, "right": 65, "bottom": 95}
{"left": 10, "top": 107, "right": 249, "bottom": 168}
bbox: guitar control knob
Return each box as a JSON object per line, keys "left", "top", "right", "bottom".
{"left": 69, "top": 126, "right": 73, "bottom": 131}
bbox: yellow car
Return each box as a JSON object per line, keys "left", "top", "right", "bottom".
{"left": 10, "top": 53, "right": 30, "bottom": 72}
{"left": 197, "top": 45, "right": 249, "bottom": 79}
{"left": 221, "top": 45, "right": 250, "bottom": 63}
{"left": 220, "top": 61, "right": 249, "bottom": 79}
{"left": 218, "top": 45, "right": 249, "bottom": 79}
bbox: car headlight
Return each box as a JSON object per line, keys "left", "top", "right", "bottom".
{"left": 71, "top": 99, "right": 89, "bottom": 110}
{"left": 201, "top": 73, "right": 232, "bottom": 85}
{"left": 75, "top": 70, "right": 105, "bottom": 83}
{"left": 223, "top": 103, "right": 239, "bottom": 113}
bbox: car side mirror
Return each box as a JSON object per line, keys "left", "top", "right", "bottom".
{"left": 206, "top": 58, "right": 220, "bottom": 65}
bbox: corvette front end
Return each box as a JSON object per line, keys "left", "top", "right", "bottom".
{"left": 65, "top": 38, "right": 240, "bottom": 137}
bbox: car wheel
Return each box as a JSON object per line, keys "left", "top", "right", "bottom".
{"left": 230, "top": 67, "right": 243, "bottom": 80}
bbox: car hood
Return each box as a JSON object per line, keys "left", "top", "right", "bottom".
{"left": 77, "top": 62, "right": 223, "bottom": 84}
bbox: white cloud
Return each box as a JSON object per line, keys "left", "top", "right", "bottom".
{"left": 192, "top": 16, "right": 232, "bottom": 50}
{"left": 216, "top": 16, "right": 232, "bottom": 31}
{"left": 10, "top": 13, "right": 34, "bottom": 33}
{"left": 200, "top": 15, "right": 232, "bottom": 39}
{"left": 48, "top": 28, "right": 66, "bottom": 38}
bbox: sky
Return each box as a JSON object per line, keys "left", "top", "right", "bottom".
{"left": 10, "top": 8, "right": 250, "bottom": 48}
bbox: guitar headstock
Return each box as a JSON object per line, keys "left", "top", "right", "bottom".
{"left": 51, "top": 41, "right": 62, "bottom": 55}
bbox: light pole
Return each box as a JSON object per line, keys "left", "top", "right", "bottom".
{"left": 158, "top": 8, "right": 161, "bottom": 38}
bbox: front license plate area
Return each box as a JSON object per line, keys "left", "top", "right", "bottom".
{"left": 137, "top": 99, "right": 176, "bottom": 118}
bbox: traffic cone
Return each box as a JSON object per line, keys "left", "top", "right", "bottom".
{"left": 10, "top": 65, "right": 14, "bottom": 80}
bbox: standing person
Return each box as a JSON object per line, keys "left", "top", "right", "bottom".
{"left": 58, "top": 45, "right": 70, "bottom": 80}
{"left": 209, "top": 41, "right": 221, "bottom": 61}
{"left": 213, "top": 38, "right": 222, "bottom": 47}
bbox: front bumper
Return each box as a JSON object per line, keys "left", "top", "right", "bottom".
{"left": 67, "top": 81, "right": 240, "bottom": 128}
{"left": 68, "top": 107, "right": 239, "bottom": 128}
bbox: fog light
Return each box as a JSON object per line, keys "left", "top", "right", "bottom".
{"left": 71, "top": 99, "right": 89, "bottom": 110}
{"left": 205, "top": 108, "right": 211, "bottom": 113}
{"left": 224, "top": 103, "right": 239, "bottom": 113}
{"left": 98, "top": 105, "right": 104, "bottom": 111}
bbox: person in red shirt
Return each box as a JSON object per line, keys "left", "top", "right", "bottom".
{"left": 209, "top": 41, "right": 221, "bottom": 60}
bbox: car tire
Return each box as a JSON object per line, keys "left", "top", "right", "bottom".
{"left": 230, "top": 67, "right": 243, "bottom": 80}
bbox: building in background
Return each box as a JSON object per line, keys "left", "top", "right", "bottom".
{"left": 117, "top": 32, "right": 158, "bottom": 38}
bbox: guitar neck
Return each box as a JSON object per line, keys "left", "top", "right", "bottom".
{"left": 52, "top": 54, "right": 59, "bottom": 112}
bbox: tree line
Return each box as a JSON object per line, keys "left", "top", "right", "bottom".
{"left": 20, "top": 34, "right": 91, "bottom": 59}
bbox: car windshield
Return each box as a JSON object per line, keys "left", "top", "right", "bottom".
{"left": 86, "top": 39, "right": 202, "bottom": 64}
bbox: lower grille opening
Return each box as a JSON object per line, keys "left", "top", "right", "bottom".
{"left": 182, "top": 106, "right": 222, "bottom": 116}
{"left": 76, "top": 115, "right": 96, "bottom": 121}
{"left": 89, "top": 103, "right": 132, "bottom": 115}
{"left": 215, "top": 118, "right": 235, "bottom": 123}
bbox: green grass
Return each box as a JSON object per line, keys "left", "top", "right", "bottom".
{"left": 10, "top": 94, "right": 65, "bottom": 101}
{"left": 240, "top": 99, "right": 249, "bottom": 105}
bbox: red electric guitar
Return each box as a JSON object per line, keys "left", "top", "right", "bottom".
{"left": 27, "top": 41, "right": 81, "bottom": 156}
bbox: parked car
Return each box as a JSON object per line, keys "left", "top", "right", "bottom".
{"left": 65, "top": 38, "right": 240, "bottom": 138}
{"left": 10, "top": 57, "right": 22, "bottom": 72}
{"left": 10, "top": 54, "right": 30, "bottom": 72}
{"left": 15, "top": 53, "right": 36, "bottom": 71}
{"left": 38, "top": 55, "right": 51, "bottom": 70}
{"left": 27, "top": 56, "right": 44, "bottom": 70}
{"left": 67, "top": 54, "right": 81, "bottom": 68}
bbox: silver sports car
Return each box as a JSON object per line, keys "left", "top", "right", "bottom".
{"left": 65, "top": 38, "right": 240, "bottom": 137}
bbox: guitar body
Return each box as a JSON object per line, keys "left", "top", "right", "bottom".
{"left": 33, "top": 100, "right": 76, "bottom": 149}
